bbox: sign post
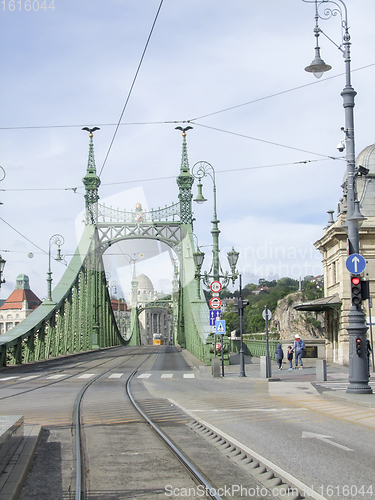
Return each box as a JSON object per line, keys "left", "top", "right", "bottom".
{"left": 216, "top": 319, "right": 226, "bottom": 376}
{"left": 262, "top": 306, "right": 272, "bottom": 378}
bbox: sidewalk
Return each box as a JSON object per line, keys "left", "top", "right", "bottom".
{"left": 181, "top": 348, "right": 375, "bottom": 409}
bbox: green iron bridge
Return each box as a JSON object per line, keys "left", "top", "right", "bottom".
{"left": 0, "top": 130, "right": 219, "bottom": 367}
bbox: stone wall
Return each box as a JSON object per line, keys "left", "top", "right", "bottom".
{"left": 270, "top": 291, "right": 325, "bottom": 340}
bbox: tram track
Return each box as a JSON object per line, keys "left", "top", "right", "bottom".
{"left": 13, "top": 346, "right": 292, "bottom": 500}
{"left": 73, "top": 356, "right": 227, "bottom": 500}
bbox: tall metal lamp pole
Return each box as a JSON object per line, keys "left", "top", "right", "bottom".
{"left": 46, "top": 234, "right": 64, "bottom": 303}
{"left": 303, "top": 0, "right": 372, "bottom": 393}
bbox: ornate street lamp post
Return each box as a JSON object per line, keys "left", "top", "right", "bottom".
{"left": 303, "top": 0, "right": 372, "bottom": 393}
{"left": 192, "top": 161, "right": 240, "bottom": 288}
{"left": 46, "top": 234, "right": 64, "bottom": 303}
{"left": 0, "top": 254, "right": 6, "bottom": 289}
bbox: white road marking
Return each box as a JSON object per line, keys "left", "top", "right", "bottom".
{"left": 46, "top": 374, "right": 66, "bottom": 380}
{"left": 137, "top": 373, "right": 151, "bottom": 379}
{"left": 108, "top": 373, "right": 123, "bottom": 379}
{"left": 20, "top": 375, "right": 39, "bottom": 380}
{"left": 161, "top": 373, "right": 173, "bottom": 378}
{"left": 0, "top": 376, "right": 19, "bottom": 381}
{"left": 78, "top": 373, "right": 95, "bottom": 379}
{"left": 183, "top": 374, "right": 195, "bottom": 378}
{"left": 302, "top": 431, "right": 354, "bottom": 451}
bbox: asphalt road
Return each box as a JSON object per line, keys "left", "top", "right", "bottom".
{"left": 1, "top": 345, "right": 375, "bottom": 499}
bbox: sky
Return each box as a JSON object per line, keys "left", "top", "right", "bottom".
{"left": 1, "top": 0, "right": 375, "bottom": 302}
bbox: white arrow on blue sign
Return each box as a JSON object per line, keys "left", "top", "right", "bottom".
{"left": 209, "top": 310, "right": 221, "bottom": 326}
{"left": 346, "top": 253, "right": 366, "bottom": 274}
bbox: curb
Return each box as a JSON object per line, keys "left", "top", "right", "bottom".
{"left": 0, "top": 425, "right": 42, "bottom": 500}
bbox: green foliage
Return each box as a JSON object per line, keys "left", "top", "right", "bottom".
{"left": 223, "top": 275, "right": 322, "bottom": 334}
{"left": 303, "top": 281, "right": 324, "bottom": 301}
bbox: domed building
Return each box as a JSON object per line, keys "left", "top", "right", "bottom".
{"left": 312, "top": 143, "right": 375, "bottom": 364}
{"left": 130, "top": 273, "right": 172, "bottom": 345}
{"left": 0, "top": 274, "right": 41, "bottom": 334}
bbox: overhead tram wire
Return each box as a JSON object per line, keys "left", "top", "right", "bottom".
{"left": 189, "top": 122, "right": 339, "bottom": 160}
{"left": 1, "top": 63, "right": 373, "bottom": 132}
{"left": 98, "top": 0, "right": 165, "bottom": 179}
{"left": 1, "top": 157, "right": 338, "bottom": 194}
{"left": 188, "top": 62, "right": 375, "bottom": 122}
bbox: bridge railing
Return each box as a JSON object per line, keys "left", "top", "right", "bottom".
{"left": 97, "top": 202, "right": 180, "bottom": 223}
{"left": 230, "top": 339, "right": 279, "bottom": 360}
{"left": 0, "top": 226, "right": 123, "bottom": 367}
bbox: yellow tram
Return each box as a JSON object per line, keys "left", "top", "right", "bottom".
{"left": 152, "top": 333, "right": 163, "bottom": 346}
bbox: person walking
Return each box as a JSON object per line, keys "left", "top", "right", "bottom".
{"left": 287, "top": 345, "right": 294, "bottom": 370}
{"left": 275, "top": 343, "right": 284, "bottom": 370}
{"left": 293, "top": 334, "right": 304, "bottom": 370}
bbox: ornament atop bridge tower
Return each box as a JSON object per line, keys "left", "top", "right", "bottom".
{"left": 82, "top": 127, "right": 101, "bottom": 225}
{"left": 176, "top": 126, "right": 194, "bottom": 225}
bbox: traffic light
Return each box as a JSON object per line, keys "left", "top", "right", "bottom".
{"left": 236, "top": 298, "right": 249, "bottom": 314}
{"left": 356, "top": 337, "right": 362, "bottom": 356}
{"left": 350, "top": 275, "right": 370, "bottom": 306}
{"left": 351, "top": 275, "right": 362, "bottom": 307}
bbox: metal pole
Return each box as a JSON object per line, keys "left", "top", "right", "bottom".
{"left": 239, "top": 274, "right": 246, "bottom": 377}
{"left": 303, "top": 0, "right": 371, "bottom": 394}
{"left": 369, "top": 296, "right": 375, "bottom": 372}
{"left": 265, "top": 305, "right": 271, "bottom": 379}
{"left": 221, "top": 333, "right": 224, "bottom": 377}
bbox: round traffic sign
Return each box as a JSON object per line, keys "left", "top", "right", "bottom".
{"left": 262, "top": 308, "right": 272, "bottom": 321}
{"left": 210, "top": 280, "right": 222, "bottom": 293}
{"left": 216, "top": 343, "right": 222, "bottom": 351}
{"left": 210, "top": 297, "right": 221, "bottom": 309}
{"left": 346, "top": 253, "right": 366, "bottom": 274}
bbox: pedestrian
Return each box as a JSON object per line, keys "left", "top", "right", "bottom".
{"left": 274, "top": 343, "right": 284, "bottom": 370}
{"left": 366, "top": 338, "right": 372, "bottom": 378}
{"left": 287, "top": 345, "right": 293, "bottom": 370}
{"left": 293, "top": 334, "right": 304, "bottom": 370}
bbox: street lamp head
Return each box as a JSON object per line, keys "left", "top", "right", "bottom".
{"left": 227, "top": 247, "right": 239, "bottom": 269}
{"left": 0, "top": 254, "right": 6, "bottom": 286}
{"left": 193, "top": 248, "right": 205, "bottom": 270}
{"left": 305, "top": 46, "right": 332, "bottom": 78}
{"left": 55, "top": 247, "right": 63, "bottom": 262}
{"left": 194, "top": 180, "right": 207, "bottom": 204}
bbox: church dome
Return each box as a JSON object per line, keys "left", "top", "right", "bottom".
{"left": 15, "top": 274, "right": 30, "bottom": 290}
{"left": 136, "top": 274, "right": 154, "bottom": 304}
{"left": 356, "top": 143, "right": 375, "bottom": 217}
{"left": 136, "top": 274, "right": 153, "bottom": 290}
{"left": 340, "top": 143, "right": 375, "bottom": 218}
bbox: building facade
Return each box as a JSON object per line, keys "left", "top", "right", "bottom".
{"left": 314, "top": 143, "right": 375, "bottom": 364}
{"left": 0, "top": 275, "right": 41, "bottom": 333}
{"left": 131, "top": 273, "right": 173, "bottom": 345}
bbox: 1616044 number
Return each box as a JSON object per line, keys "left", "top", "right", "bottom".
{"left": 2, "top": 0, "right": 55, "bottom": 11}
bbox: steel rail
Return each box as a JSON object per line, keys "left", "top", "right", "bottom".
{"left": 73, "top": 350, "right": 152, "bottom": 500}
{"left": 126, "top": 368, "right": 224, "bottom": 500}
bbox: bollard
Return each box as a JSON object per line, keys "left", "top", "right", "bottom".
{"left": 260, "top": 355, "right": 272, "bottom": 379}
{"left": 316, "top": 359, "right": 327, "bottom": 381}
{"left": 212, "top": 357, "right": 221, "bottom": 377}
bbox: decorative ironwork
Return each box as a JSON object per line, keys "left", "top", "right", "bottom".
{"left": 97, "top": 202, "right": 180, "bottom": 224}
{"left": 82, "top": 127, "right": 101, "bottom": 225}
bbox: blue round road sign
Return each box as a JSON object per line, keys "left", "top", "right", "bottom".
{"left": 346, "top": 253, "right": 366, "bottom": 274}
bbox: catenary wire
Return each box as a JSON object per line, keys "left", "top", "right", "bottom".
{"left": 98, "top": 0, "right": 165, "bottom": 179}
{"left": 190, "top": 122, "right": 338, "bottom": 159}
{"left": 0, "top": 157, "right": 342, "bottom": 193}
{"left": 0, "top": 63, "right": 373, "bottom": 132}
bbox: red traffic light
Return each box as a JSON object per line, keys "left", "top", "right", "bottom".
{"left": 351, "top": 276, "right": 361, "bottom": 286}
